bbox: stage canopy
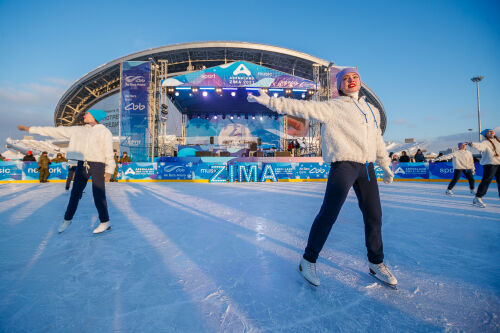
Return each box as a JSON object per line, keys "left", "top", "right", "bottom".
{"left": 161, "top": 61, "right": 317, "bottom": 116}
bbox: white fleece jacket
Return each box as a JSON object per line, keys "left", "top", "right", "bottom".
{"left": 471, "top": 139, "right": 500, "bottom": 165}
{"left": 434, "top": 149, "right": 475, "bottom": 170}
{"left": 266, "top": 95, "right": 391, "bottom": 168}
{"left": 29, "top": 124, "right": 116, "bottom": 174}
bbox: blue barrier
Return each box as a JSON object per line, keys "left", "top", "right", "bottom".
{"left": 0, "top": 160, "right": 490, "bottom": 183}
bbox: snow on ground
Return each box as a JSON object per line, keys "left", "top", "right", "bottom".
{"left": 0, "top": 180, "right": 499, "bottom": 332}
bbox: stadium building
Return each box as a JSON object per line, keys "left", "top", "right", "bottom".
{"left": 55, "top": 41, "right": 387, "bottom": 160}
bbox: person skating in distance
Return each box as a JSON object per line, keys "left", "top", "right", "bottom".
{"left": 468, "top": 128, "right": 500, "bottom": 208}
{"left": 432, "top": 142, "right": 476, "bottom": 196}
{"left": 248, "top": 68, "right": 397, "bottom": 288}
{"left": 18, "top": 109, "right": 115, "bottom": 234}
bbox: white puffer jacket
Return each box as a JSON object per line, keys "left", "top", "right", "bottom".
{"left": 434, "top": 149, "right": 475, "bottom": 170}
{"left": 29, "top": 124, "right": 116, "bottom": 174}
{"left": 266, "top": 95, "right": 390, "bottom": 168}
{"left": 472, "top": 139, "right": 500, "bottom": 165}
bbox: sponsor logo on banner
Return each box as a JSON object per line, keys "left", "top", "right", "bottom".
{"left": 394, "top": 167, "right": 406, "bottom": 175}
{"left": 124, "top": 76, "right": 147, "bottom": 86}
{"left": 124, "top": 103, "right": 146, "bottom": 111}
{"left": 233, "top": 64, "right": 251, "bottom": 76}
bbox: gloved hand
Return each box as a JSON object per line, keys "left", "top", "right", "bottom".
{"left": 381, "top": 164, "right": 394, "bottom": 184}
{"left": 247, "top": 89, "right": 270, "bottom": 105}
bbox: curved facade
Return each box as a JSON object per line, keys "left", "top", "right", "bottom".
{"left": 55, "top": 41, "right": 387, "bottom": 133}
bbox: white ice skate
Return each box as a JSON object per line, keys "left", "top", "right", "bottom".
{"left": 299, "top": 257, "right": 320, "bottom": 286}
{"left": 58, "top": 219, "right": 72, "bottom": 233}
{"left": 473, "top": 197, "right": 486, "bottom": 208}
{"left": 369, "top": 262, "right": 397, "bottom": 288}
{"left": 93, "top": 221, "right": 111, "bottom": 234}
{"left": 445, "top": 189, "right": 453, "bottom": 196}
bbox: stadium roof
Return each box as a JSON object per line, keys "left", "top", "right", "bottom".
{"left": 55, "top": 41, "right": 386, "bottom": 133}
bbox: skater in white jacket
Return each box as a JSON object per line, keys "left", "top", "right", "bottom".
{"left": 469, "top": 128, "right": 500, "bottom": 208}
{"left": 433, "top": 142, "right": 475, "bottom": 195}
{"left": 18, "top": 109, "right": 115, "bottom": 234}
{"left": 248, "top": 68, "right": 397, "bottom": 288}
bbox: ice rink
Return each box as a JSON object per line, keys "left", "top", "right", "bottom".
{"left": 1, "top": 180, "right": 499, "bottom": 332}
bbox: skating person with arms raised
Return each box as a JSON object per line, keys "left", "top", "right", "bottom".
{"left": 432, "top": 142, "right": 476, "bottom": 195}
{"left": 18, "top": 109, "right": 115, "bottom": 234}
{"left": 248, "top": 68, "right": 397, "bottom": 288}
{"left": 468, "top": 128, "right": 500, "bottom": 208}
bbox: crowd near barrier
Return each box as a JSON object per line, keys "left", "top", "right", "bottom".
{"left": 0, "top": 158, "right": 493, "bottom": 183}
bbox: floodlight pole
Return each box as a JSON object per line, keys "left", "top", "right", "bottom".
{"left": 470, "top": 76, "right": 484, "bottom": 141}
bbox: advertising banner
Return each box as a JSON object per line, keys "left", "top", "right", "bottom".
{"left": 21, "top": 162, "right": 68, "bottom": 180}
{"left": 0, "top": 160, "right": 493, "bottom": 183}
{"left": 162, "top": 61, "right": 316, "bottom": 89}
{"left": 295, "top": 162, "right": 330, "bottom": 180}
{"left": 429, "top": 162, "right": 482, "bottom": 180}
{"left": 0, "top": 161, "right": 23, "bottom": 181}
{"left": 392, "top": 162, "right": 429, "bottom": 179}
{"left": 120, "top": 163, "right": 157, "bottom": 181}
{"left": 156, "top": 161, "right": 194, "bottom": 180}
{"left": 120, "top": 61, "right": 151, "bottom": 162}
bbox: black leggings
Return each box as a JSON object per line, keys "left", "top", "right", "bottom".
{"left": 304, "top": 162, "right": 384, "bottom": 264}
{"left": 448, "top": 169, "right": 475, "bottom": 190}
{"left": 64, "top": 161, "right": 109, "bottom": 222}
{"left": 476, "top": 164, "right": 500, "bottom": 198}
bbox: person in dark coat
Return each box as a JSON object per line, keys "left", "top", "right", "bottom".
{"left": 22, "top": 151, "right": 36, "bottom": 162}
{"left": 38, "top": 151, "right": 51, "bottom": 183}
{"left": 399, "top": 151, "right": 410, "bottom": 162}
{"left": 111, "top": 150, "right": 119, "bottom": 182}
{"left": 414, "top": 149, "right": 425, "bottom": 162}
{"left": 51, "top": 153, "right": 68, "bottom": 163}
{"left": 119, "top": 152, "right": 132, "bottom": 163}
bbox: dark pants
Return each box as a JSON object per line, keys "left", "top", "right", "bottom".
{"left": 448, "top": 169, "right": 475, "bottom": 190}
{"left": 304, "top": 162, "right": 384, "bottom": 264}
{"left": 476, "top": 164, "right": 500, "bottom": 198}
{"left": 39, "top": 168, "right": 49, "bottom": 182}
{"left": 64, "top": 161, "right": 109, "bottom": 222}
{"left": 65, "top": 166, "right": 76, "bottom": 190}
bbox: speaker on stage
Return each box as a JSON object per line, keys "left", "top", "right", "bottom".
{"left": 210, "top": 136, "right": 214, "bottom": 144}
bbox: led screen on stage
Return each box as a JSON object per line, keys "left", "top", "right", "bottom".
{"left": 185, "top": 117, "right": 282, "bottom": 150}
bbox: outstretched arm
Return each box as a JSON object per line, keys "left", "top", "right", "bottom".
{"left": 19, "top": 125, "right": 75, "bottom": 140}
{"left": 469, "top": 141, "right": 488, "bottom": 152}
{"left": 247, "top": 89, "right": 338, "bottom": 123}
{"left": 432, "top": 152, "right": 455, "bottom": 162}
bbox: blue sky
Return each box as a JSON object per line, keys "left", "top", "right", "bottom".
{"left": 0, "top": 0, "right": 498, "bottom": 145}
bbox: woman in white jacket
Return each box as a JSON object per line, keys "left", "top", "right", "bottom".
{"left": 433, "top": 142, "right": 475, "bottom": 195}
{"left": 469, "top": 128, "right": 500, "bottom": 208}
{"left": 18, "top": 109, "right": 115, "bottom": 234}
{"left": 248, "top": 68, "right": 397, "bottom": 288}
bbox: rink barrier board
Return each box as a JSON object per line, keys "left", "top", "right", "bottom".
{"left": 0, "top": 161, "right": 495, "bottom": 184}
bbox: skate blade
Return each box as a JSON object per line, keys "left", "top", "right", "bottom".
{"left": 369, "top": 273, "right": 398, "bottom": 290}
{"left": 473, "top": 203, "right": 486, "bottom": 208}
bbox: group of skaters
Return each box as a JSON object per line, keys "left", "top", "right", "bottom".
{"left": 431, "top": 129, "right": 500, "bottom": 208}
{"left": 15, "top": 67, "right": 499, "bottom": 290}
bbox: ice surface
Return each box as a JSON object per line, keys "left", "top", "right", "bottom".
{"left": 0, "top": 181, "right": 499, "bottom": 332}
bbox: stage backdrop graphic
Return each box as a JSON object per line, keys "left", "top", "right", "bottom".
{"left": 120, "top": 61, "right": 151, "bottom": 162}
{"left": 161, "top": 61, "right": 317, "bottom": 89}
